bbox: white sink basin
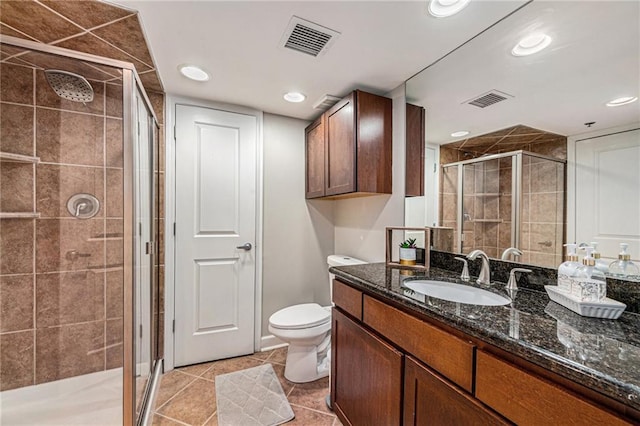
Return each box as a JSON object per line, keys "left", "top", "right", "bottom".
{"left": 403, "top": 280, "right": 510, "bottom": 306}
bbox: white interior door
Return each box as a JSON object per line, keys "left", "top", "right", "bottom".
{"left": 174, "top": 104, "right": 257, "bottom": 366}
{"left": 575, "top": 128, "right": 640, "bottom": 261}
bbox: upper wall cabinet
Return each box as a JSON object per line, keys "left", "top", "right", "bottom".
{"left": 405, "top": 103, "right": 425, "bottom": 197}
{"left": 305, "top": 90, "right": 392, "bottom": 199}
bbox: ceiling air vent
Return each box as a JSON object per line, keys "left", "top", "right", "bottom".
{"left": 464, "top": 90, "right": 513, "bottom": 108}
{"left": 280, "top": 16, "right": 341, "bottom": 57}
{"left": 313, "top": 95, "right": 341, "bottom": 110}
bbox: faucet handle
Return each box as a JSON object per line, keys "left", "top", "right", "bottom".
{"left": 454, "top": 257, "right": 470, "bottom": 282}
{"left": 507, "top": 268, "right": 532, "bottom": 291}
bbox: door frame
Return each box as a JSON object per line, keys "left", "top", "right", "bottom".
{"left": 164, "top": 95, "right": 264, "bottom": 371}
{"left": 566, "top": 122, "right": 640, "bottom": 246}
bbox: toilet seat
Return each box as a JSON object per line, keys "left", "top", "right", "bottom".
{"left": 269, "top": 303, "right": 330, "bottom": 330}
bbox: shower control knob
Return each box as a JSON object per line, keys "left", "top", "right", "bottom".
{"left": 236, "top": 243, "right": 252, "bottom": 251}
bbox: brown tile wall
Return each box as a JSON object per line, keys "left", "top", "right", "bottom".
{"left": 0, "top": 60, "right": 125, "bottom": 391}
{"left": 519, "top": 155, "right": 565, "bottom": 268}
{"left": 439, "top": 153, "right": 565, "bottom": 266}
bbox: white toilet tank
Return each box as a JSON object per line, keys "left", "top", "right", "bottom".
{"left": 327, "top": 255, "right": 366, "bottom": 300}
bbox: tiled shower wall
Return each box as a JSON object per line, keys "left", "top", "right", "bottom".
{"left": 520, "top": 155, "right": 565, "bottom": 267}
{"left": 0, "top": 61, "right": 124, "bottom": 391}
{"left": 439, "top": 154, "right": 565, "bottom": 267}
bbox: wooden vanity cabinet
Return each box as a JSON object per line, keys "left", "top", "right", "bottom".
{"left": 331, "top": 308, "right": 403, "bottom": 426}
{"left": 331, "top": 278, "right": 637, "bottom": 426}
{"left": 305, "top": 90, "right": 392, "bottom": 199}
{"left": 404, "top": 356, "right": 509, "bottom": 426}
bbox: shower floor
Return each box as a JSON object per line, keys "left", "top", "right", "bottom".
{"left": 0, "top": 368, "right": 122, "bottom": 425}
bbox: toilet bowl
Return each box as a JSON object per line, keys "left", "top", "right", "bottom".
{"left": 268, "top": 255, "right": 366, "bottom": 383}
{"left": 269, "top": 254, "right": 367, "bottom": 383}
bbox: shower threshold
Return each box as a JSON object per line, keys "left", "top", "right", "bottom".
{"left": 0, "top": 368, "right": 122, "bottom": 425}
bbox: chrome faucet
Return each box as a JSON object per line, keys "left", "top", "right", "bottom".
{"left": 501, "top": 247, "right": 522, "bottom": 261}
{"left": 467, "top": 250, "right": 491, "bottom": 285}
{"left": 506, "top": 268, "right": 532, "bottom": 291}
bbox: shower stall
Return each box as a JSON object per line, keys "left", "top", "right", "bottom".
{"left": 440, "top": 151, "right": 566, "bottom": 267}
{"left": 0, "top": 36, "right": 161, "bottom": 424}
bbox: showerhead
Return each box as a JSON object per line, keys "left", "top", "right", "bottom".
{"left": 44, "top": 70, "right": 94, "bottom": 103}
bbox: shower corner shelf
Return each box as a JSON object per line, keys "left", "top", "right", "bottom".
{"left": 0, "top": 151, "right": 40, "bottom": 164}
{"left": 470, "top": 219, "right": 503, "bottom": 223}
{"left": 0, "top": 212, "right": 41, "bottom": 219}
{"left": 472, "top": 193, "right": 500, "bottom": 197}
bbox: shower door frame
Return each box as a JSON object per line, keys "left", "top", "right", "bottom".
{"left": 0, "top": 34, "right": 161, "bottom": 426}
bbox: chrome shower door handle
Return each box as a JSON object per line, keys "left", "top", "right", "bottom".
{"left": 236, "top": 243, "right": 252, "bottom": 251}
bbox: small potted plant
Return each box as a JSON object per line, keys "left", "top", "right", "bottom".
{"left": 399, "top": 238, "right": 417, "bottom": 265}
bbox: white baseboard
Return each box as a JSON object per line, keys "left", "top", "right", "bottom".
{"left": 260, "top": 335, "right": 287, "bottom": 352}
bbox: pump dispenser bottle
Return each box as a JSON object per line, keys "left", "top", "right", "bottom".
{"left": 609, "top": 243, "right": 640, "bottom": 278}
{"left": 572, "top": 247, "right": 607, "bottom": 302}
{"left": 590, "top": 242, "right": 610, "bottom": 274}
{"left": 558, "top": 243, "right": 580, "bottom": 293}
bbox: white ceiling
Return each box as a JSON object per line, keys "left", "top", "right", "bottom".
{"left": 406, "top": 1, "right": 640, "bottom": 144}
{"left": 115, "top": 0, "right": 527, "bottom": 121}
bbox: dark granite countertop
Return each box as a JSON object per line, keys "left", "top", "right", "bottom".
{"left": 330, "top": 263, "right": 640, "bottom": 412}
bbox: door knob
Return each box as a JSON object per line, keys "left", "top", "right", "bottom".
{"left": 236, "top": 243, "right": 252, "bottom": 251}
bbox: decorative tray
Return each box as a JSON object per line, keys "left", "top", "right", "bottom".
{"left": 544, "top": 286, "right": 626, "bottom": 319}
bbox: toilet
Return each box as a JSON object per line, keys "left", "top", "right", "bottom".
{"left": 268, "top": 255, "right": 366, "bottom": 383}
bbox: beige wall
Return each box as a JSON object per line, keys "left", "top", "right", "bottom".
{"left": 333, "top": 85, "right": 406, "bottom": 262}
{"left": 261, "top": 113, "right": 335, "bottom": 337}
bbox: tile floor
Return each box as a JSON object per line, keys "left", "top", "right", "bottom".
{"left": 152, "top": 347, "right": 343, "bottom": 425}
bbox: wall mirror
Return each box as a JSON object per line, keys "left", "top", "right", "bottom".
{"left": 404, "top": 1, "right": 640, "bottom": 276}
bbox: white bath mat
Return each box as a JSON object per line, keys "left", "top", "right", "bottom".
{"left": 215, "top": 363, "right": 294, "bottom": 426}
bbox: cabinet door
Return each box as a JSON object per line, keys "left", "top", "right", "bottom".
{"left": 325, "top": 92, "right": 356, "bottom": 196}
{"left": 305, "top": 115, "right": 325, "bottom": 199}
{"left": 405, "top": 103, "right": 425, "bottom": 197}
{"left": 331, "top": 308, "right": 403, "bottom": 426}
{"left": 404, "top": 356, "right": 509, "bottom": 426}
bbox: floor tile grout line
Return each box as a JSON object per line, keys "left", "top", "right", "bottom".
{"left": 201, "top": 411, "right": 217, "bottom": 426}
{"left": 154, "top": 373, "right": 198, "bottom": 411}
{"left": 154, "top": 412, "right": 191, "bottom": 426}
{"left": 289, "top": 402, "right": 336, "bottom": 418}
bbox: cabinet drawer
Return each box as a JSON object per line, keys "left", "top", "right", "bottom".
{"left": 476, "top": 351, "right": 630, "bottom": 425}
{"left": 333, "top": 280, "right": 362, "bottom": 320}
{"left": 363, "top": 295, "right": 474, "bottom": 392}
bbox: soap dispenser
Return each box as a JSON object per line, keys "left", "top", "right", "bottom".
{"left": 609, "top": 243, "right": 640, "bottom": 278}
{"left": 590, "top": 242, "right": 610, "bottom": 274}
{"left": 558, "top": 243, "right": 580, "bottom": 293}
{"left": 572, "top": 247, "right": 607, "bottom": 302}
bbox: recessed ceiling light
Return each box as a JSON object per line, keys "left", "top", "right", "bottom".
{"left": 606, "top": 96, "right": 638, "bottom": 107}
{"left": 284, "top": 92, "right": 306, "bottom": 103}
{"left": 178, "top": 64, "right": 209, "bottom": 82}
{"left": 451, "top": 130, "right": 470, "bottom": 137}
{"left": 428, "top": 0, "right": 471, "bottom": 17}
{"left": 512, "top": 33, "right": 552, "bottom": 57}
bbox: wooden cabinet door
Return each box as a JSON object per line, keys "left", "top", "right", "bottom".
{"left": 305, "top": 115, "right": 325, "bottom": 199}
{"left": 331, "top": 308, "right": 403, "bottom": 426}
{"left": 404, "top": 356, "right": 509, "bottom": 426}
{"left": 325, "top": 92, "right": 356, "bottom": 196}
{"left": 405, "top": 103, "right": 425, "bottom": 197}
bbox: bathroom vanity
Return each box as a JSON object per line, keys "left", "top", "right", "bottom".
{"left": 330, "top": 264, "right": 640, "bottom": 425}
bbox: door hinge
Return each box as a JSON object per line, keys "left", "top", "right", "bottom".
{"left": 173, "top": 222, "right": 176, "bottom": 236}
{"left": 139, "top": 324, "right": 143, "bottom": 339}
{"left": 173, "top": 125, "right": 176, "bottom": 140}
{"left": 433, "top": 163, "right": 437, "bottom": 173}
{"left": 139, "top": 222, "right": 142, "bottom": 236}
{"left": 172, "top": 319, "right": 175, "bottom": 333}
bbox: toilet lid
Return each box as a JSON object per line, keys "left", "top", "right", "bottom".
{"left": 269, "top": 303, "right": 331, "bottom": 330}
